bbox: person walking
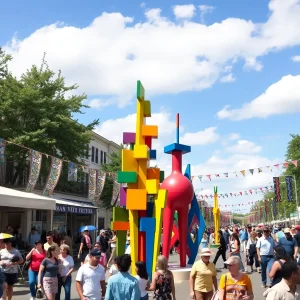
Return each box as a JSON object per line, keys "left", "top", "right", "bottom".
{"left": 105, "top": 254, "right": 140, "bottom": 300}
{"left": 218, "top": 256, "right": 253, "bottom": 300}
{"left": 25, "top": 240, "right": 46, "bottom": 300}
{"left": 27, "top": 227, "right": 41, "bottom": 249}
{"left": 213, "top": 230, "right": 227, "bottom": 269}
{"left": 223, "top": 226, "right": 230, "bottom": 250}
{"left": 0, "top": 238, "right": 24, "bottom": 300}
{"left": 44, "top": 232, "right": 60, "bottom": 252}
{"left": 278, "top": 228, "right": 298, "bottom": 260}
{"left": 148, "top": 255, "right": 176, "bottom": 300}
{"left": 107, "top": 231, "right": 117, "bottom": 267}
{"left": 256, "top": 227, "right": 276, "bottom": 288}
{"left": 268, "top": 246, "right": 291, "bottom": 287}
{"left": 109, "top": 257, "right": 119, "bottom": 277}
{"left": 239, "top": 226, "right": 248, "bottom": 253}
{"left": 246, "top": 231, "right": 259, "bottom": 273}
{"left": 264, "top": 259, "right": 300, "bottom": 299}
{"left": 230, "top": 233, "right": 245, "bottom": 271}
{"left": 135, "top": 261, "right": 150, "bottom": 300}
{"left": 190, "top": 248, "right": 217, "bottom": 300}
{"left": 76, "top": 248, "right": 106, "bottom": 300}
{"left": 78, "top": 230, "right": 92, "bottom": 266}
{"left": 199, "top": 233, "right": 208, "bottom": 250}
{"left": 38, "top": 246, "right": 59, "bottom": 300}
{"left": 56, "top": 244, "right": 74, "bottom": 300}
{"left": 84, "top": 242, "right": 108, "bottom": 270}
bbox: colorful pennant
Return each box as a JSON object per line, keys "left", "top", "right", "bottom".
{"left": 285, "top": 176, "right": 293, "bottom": 202}
{"left": 67, "top": 162, "right": 78, "bottom": 182}
{"left": 26, "top": 150, "right": 43, "bottom": 192}
{"left": 43, "top": 157, "right": 63, "bottom": 196}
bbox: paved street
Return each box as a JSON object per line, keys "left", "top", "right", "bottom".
{"left": 12, "top": 250, "right": 266, "bottom": 299}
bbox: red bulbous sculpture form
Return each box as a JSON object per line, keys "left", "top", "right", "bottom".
{"left": 161, "top": 171, "right": 194, "bottom": 208}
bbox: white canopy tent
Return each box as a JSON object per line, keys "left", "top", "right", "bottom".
{"left": 0, "top": 186, "right": 56, "bottom": 210}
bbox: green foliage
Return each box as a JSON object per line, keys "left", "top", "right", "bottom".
{"left": 0, "top": 51, "right": 99, "bottom": 184}
{"left": 99, "top": 147, "right": 123, "bottom": 210}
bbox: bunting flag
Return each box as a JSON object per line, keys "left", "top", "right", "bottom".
{"left": 240, "top": 170, "right": 246, "bottom": 176}
{"left": 111, "top": 173, "right": 120, "bottom": 206}
{"left": 273, "top": 177, "right": 281, "bottom": 202}
{"left": 0, "top": 138, "right": 6, "bottom": 165}
{"left": 292, "top": 160, "right": 298, "bottom": 167}
{"left": 26, "top": 150, "right": 43, "bottom": 192}
{"left": 198, "top": 175, "right": 202, "bottom": 182}
{"left": 286, "top": 176, "right": 293, "bottom": 202}
{"left": 43, "top": 157, "right": 63, "bottom": 196}
{"left": 249, "top": 169, "right": 254, "bottom": 175}
{"left": 191, "top": 176, "right": 195, "bottom": 181}
{"left": 88, "top": 169, "right": 97, "bottom": 201}
{"left": 274, "top": 164, "right": 280, "bottom": 169}
{"left": 283, "top": 162, "right": 289, "bottom": 168}
{"left": 266, "top": 166, "right": 272, "bottom": 172}
{"left": 224, "top": 173, "right": 228, "bottom": 177}
{"left": 67, "top": 162, "right": 78, "bottom": 182}
{"left": 207, "top": 175, "right": 211, "bottom": 181}
{"left": 94, "top": 171, "right": 107, "bottom": 204}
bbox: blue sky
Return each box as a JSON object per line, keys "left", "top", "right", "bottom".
{"left": 2, "top": 0, "right": 300, "bottom": 212}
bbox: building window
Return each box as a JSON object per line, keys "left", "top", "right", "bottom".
{"left": 104, "top": 152, "right": 107, "bottom": 164}
{"left": 101, "top": 150, "right": 103, "bottom": 164}
{"left": 91, "top": 146, "right": 95, "bottom": 163}
{"left": 95, "top": 148, "right": 99, "bottom": 164}
{"left": 98, "top": 217, "right": 105, "bottom": 230}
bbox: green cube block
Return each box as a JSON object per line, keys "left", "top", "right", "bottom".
{"left": 117, "top": 171, "right": 137, "bottom": 183}
{"left": 160, "top": 170, "right": 165, "bottom": 183}
{"left": 113, "top": 207, "right": 129, "bottom": 221}
{"left": 137, "top": 80, "right": 145, "bottom": 101}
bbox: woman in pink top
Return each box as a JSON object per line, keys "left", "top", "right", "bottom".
{"left": 25, "top": 240, "right": 46, "bottom": 299}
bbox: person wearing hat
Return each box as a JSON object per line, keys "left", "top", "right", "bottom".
{"left": 256, "top": 227, "right": 276, "bottom": 288}
{"left": 189, "top": 248, "right": 217, "bottom": 299}
{"left": 278, "top": 228, "right": 298, "bottom": 260}
{"left": 219, "top": 256, "right": 253, "bottom": 300}
{"left": 76, "top": 248, "right": 106, "bottom": 300}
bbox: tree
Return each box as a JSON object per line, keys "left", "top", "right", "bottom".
{"left": 0, "top": 52, "right": 99, "bottom": 184}
{"left": 99, "top": 147, "right": 122, "bottom": 210}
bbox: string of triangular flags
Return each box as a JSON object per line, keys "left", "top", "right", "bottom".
{"left": 194, "top": 160, "right": 298, "bottom": 182}
{"left": 197, "top": 186, "right": 273, "bottom": 199}
{"left": 0, "top": 138, "right": 120, "bottom": 203}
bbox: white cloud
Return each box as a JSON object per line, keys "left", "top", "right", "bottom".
{"left": 217, "top": 75, "right": 300, "bottom": 120}
{"left": 228, "top": 133, "right": 240, "bottom": 140}
{"left": 291, "top": 55, "right": 300, "bottom": 62}
{"left": 199, "top": 5, "right": 215, "bottom": 23}
{"left": 88, "top": 98, "right": 115, "bottom": 109}
{"left": 220, "top": 73, "right": 236, "bottom": 83}
{"left": 173, "top": 4, "right": 196, "bottom": 19}
{"left": 181, "top": 127, "right": 219, "bottom": 146}
{"left": 226, "top": 140, "right": 261, "bottom": 154}
{"left": 4, "top": 0, "right": 300, "bottom": 107}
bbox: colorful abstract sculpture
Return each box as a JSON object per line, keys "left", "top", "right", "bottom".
{"left": 161, "top": 114, "right": 194, "bottom": 267}
{"left": 185, "top": 164, "right": 206, "bottom": 265}
{"left": 111, "top": 81, "right": 167, "bottom": 278}
{"left": 211, "top": 186, "right": 220, "bottom": 248}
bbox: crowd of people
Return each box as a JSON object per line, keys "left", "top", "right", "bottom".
{"left": 1, "top": 223, "right": 300, "bottom": 299}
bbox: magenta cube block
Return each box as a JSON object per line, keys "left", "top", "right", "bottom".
{"left": 120, "top": 185, "right": 127, "bottom": 206}
{"left": 123, "top": 132, "right": 136, "bottom": 144}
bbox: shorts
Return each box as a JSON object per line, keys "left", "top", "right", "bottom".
{"left": 3, "top": 273, "right": 18, "bottom": 286}
{"left": 43, "top": 277, "right": 58, "bottom": 294}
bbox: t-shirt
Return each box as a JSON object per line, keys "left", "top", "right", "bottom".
{"left": 278, "top": 237, "right": 296, "bottom": 256}
{"left": 44, "top": 242, "right": 59, "bottom": 252}
{"left": 109, "top": 264, "right": 119, "bottom": 276}
{"left": 58, "top": 255, "right": 74, "bottom": 277}
{"left": 81, "top": 236, "right": 91, "bottom": 251}
{"left": 30, "top": 249, "right": 46, "bottom": 272}
{"left": 0, "top": 248, "right": 22, "bottom": 274}
{"left": 135, "top": 275, "right": 148, "bottom": 297}
{"left": 41, "top": 258, "right": 59, "bottom": 278}
{"left": 219, "top": 272, "right": 253, "bottom": 300}
{"left": 76, "top": 263, "right": 106, "bottom": 299}
{"left": 276, "top": 231, "right": 285, "bottom": 241}
{"left": 190, "top": 260, "right": 217, "bottom": 292}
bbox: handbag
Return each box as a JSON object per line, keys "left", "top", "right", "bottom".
{"left": 36, "top": 288, "right": 44, "bottom": 299}
{"left": 24, "top": 259, "right": 31, "bottom": 270}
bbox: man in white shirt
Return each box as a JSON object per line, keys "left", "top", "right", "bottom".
{"left": 265, "top": 260, "right": 300, "bottom": 300}
{"left": 76, "top": 249, "right": 106, "bottom": 300}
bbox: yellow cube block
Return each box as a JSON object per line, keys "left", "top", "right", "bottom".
{"left": 134, "top": 145, "right": 149, "bottom": 160}
{"left": 126, "top": 189, "right": 147, "bottom": 210}
{"left": 144, "top": 101, "right": 151, "bottom": 117}
{"left": 146, "top": 179, "right": 159, "bottom": 194}
{"left": 122, "top": 149, "right": 138, "bottom": 172}
{"left": 142, "top": 125, "right": 158, "bottom": 138}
